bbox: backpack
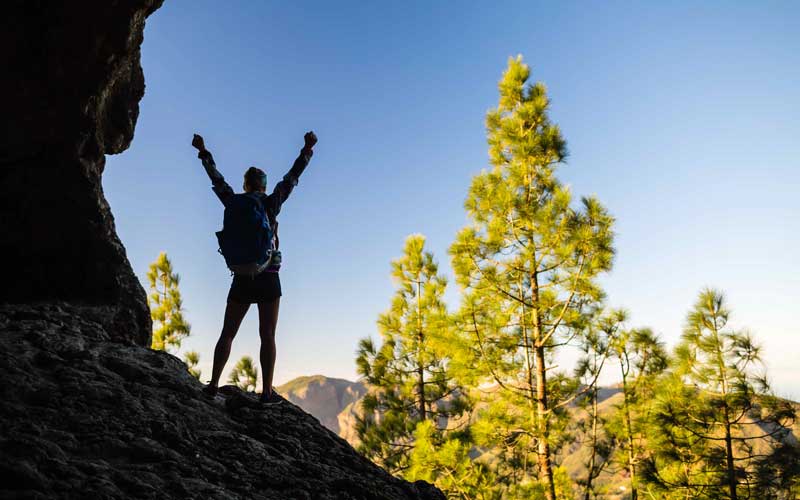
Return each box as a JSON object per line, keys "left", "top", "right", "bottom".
{"left": 215, "top": 193, "right": 275, "bottom": 276}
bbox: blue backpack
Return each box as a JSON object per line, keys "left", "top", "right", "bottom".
{"left": 216, "top": 193, "right": 275, "bottom": 276}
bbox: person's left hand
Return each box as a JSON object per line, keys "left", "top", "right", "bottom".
{"left": 192, "top": 133, "right": 206, "bottom": 152}
{"left": 304, "top": 131, "right": 318, "bottom": 149}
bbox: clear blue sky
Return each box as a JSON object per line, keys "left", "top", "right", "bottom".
{"left": 105, "top": 1, "right": 799, "bottom": 399}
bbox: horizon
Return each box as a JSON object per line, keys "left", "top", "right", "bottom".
{"left": 105, "top": 1, "right": 799, "bottom": 400}
{"left": 281, "top": 374, "right": 800, "bottom": 405}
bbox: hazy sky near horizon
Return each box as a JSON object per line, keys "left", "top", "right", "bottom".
{"left": 105, "top": 1, "right": 799, "bottom": 398}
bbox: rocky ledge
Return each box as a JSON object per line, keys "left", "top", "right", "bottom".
{"left": 0, "top": 303, "right": 444, "bottom": 500}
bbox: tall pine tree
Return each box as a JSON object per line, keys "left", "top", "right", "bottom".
{"left": 449, "top": 56, "right": 615, "bottom": 500}
{"left": 356, "top": 234, "right": 467, "bottom": 474}
{"left": 642, "top": 288, "right": 796, "bottom": 499}
{"left": 147, "top": 252, "right": 191, "bottom": 352}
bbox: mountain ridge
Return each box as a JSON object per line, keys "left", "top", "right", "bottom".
{"left": 277, "top": 375, "right": 366, "bottom": 436}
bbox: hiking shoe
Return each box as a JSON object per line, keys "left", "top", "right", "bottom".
{"left": 259, "top": 391, "right": 283, "bottom": 406}
{"left": 202, "top": 384, "right": 218, "bottom": 398}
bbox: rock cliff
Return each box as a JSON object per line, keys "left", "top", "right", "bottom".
{"left": 1, "top": 0, "right": 160, "bottom": 346}
{"left": 0, "top": 2, "right": 444, "bottom": 498}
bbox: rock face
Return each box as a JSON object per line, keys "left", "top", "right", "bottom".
{"left": 0, "top": 303, "right": 445, "bottom": 500}
{"left": 0, "top": 3, "right": 445, "bottom": 499}
{"left": 277, "top": 376, "right": 367, "bottom": 435}
{"left": 1, "top": 0, "right": 162, "bottom": 346}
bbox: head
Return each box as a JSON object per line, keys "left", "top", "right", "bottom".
{"left": 243, "top": 166, "right": 267, "bottom": 193}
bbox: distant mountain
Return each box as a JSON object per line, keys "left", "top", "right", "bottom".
{"left": 275, "top": 376, "right": 627, "bottom": 448}
{"left": 276, "top": 375, "right": 367, "bottom": 436}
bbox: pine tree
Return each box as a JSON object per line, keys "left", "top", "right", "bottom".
{"left": 356, "top": 234, "right": 467, "bottom": 475}
{"left": 449, "top": 56, "right": 615, "bottom": 500}
{"left": 184, "top": 350, "right": 201, "bottom": 380}
{"left": 642, "top": 288, "right": 796, "bottom": 499}
{"left": 607, "top": 320, "right": 668, "bottom": 500}
{"left": 407, "top": 420, "right": 501, "bottom": 500}
{"left": 574, "top": 310, "right": 620, "bottom": 500}
{"left": 229, "top": 356, "right": 259, "bottom": 393}
{"left": 147, "top": 252, "right": 191, "bottom": 352}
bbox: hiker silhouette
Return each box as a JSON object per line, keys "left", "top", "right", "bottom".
{"left": 192, "top": 131, "right": 317, "bottom": 403}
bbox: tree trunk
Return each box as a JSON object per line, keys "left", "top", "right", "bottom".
{"left": 531, "top": 268, "right": 556, "bottom": 500}
{"left": 416, "top": 280, "right": 426, "bottom": 421}
{"left": 535, "top": 343, "right": 556, "bottom": 500}
{"left": 520, "top": 278, "right": 538, "bottom": 479}
{"left": 723, "top": 415, "right": 737, "bottom": 500}
{"left": 621, "top": 372, "right": 638, "bottom": 500}
{"left": 417, "top": 361, "right": 426, "bottom": 421}
{"left": 584, "top": 388, "right": 599, "bottom": 500}
{"left": 711, "top": 309, "right": 737, "bottom": 500}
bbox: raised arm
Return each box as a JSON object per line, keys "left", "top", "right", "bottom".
{"left": 265, "top": 131, "right": 317, "bottom": 216}
{"left": 192, "top": 133, "right": 234, "bottom": 206}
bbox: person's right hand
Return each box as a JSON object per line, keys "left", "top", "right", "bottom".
{"left": 192, "top": 134, "right": 206, "bottom": 152}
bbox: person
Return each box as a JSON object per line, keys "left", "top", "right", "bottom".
{"left": 192, "top": 130, "right": 317, "bottom": 404}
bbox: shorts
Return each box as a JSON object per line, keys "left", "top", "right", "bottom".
{"left": 227, "top": 271, "right": 282, "bottom": 304}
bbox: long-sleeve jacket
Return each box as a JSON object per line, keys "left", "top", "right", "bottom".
{"left": 199, "top": 146, "right": 313, "bottom": 269}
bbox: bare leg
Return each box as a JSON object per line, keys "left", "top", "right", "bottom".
{"left": 206, "top": 300, "right": 251, "bottom": 393}
{"left": 257, "top": 297, "right": 280, "bottom": 401}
